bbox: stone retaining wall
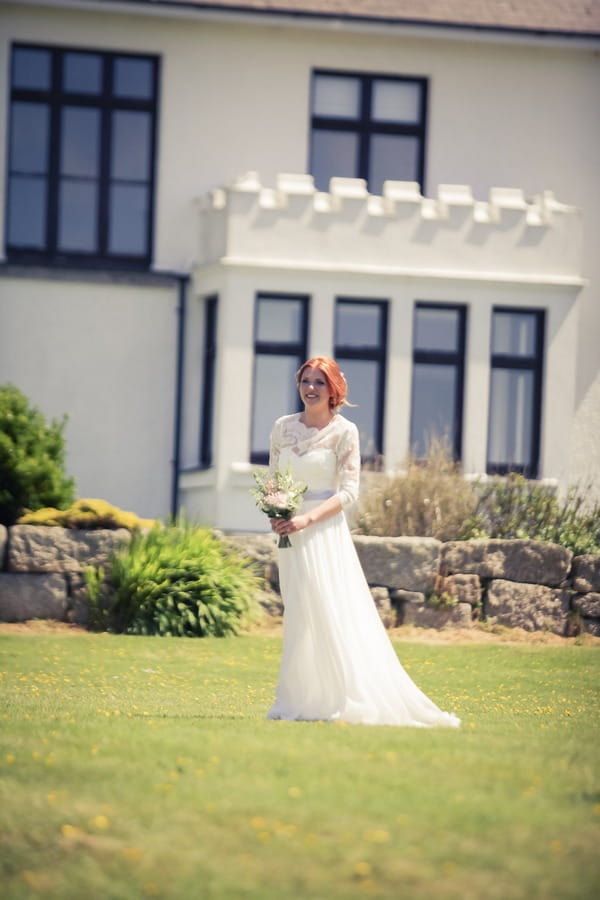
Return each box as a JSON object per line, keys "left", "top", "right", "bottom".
{"left": 1, "top": 525, "right": 599, "bottom": 636}
{"left": 0, "top": 525, "right": 130, "bottom": 625}
{"left": 226, "top": 533, "right": 600, "bottom": 637}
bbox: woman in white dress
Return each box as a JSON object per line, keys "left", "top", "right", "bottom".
{"left": 267, "top": 357, "right": 460, "bottom": 728}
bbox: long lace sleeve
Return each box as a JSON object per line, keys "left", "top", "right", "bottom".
{"left": 268, "top": 418, "right": 282, "bottom": 473}
{"left": 336, "top": 420, "right": 361, "bottom": 508}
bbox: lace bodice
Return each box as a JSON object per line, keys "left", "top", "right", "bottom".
{"left": 269, "top": 413, "right": 360, "bottom": 508}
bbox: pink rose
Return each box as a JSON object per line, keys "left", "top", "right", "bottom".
{"left": 265, "top": 491, "right": 290, "bottom": 509}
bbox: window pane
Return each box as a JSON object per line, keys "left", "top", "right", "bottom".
{"left": 369, "top": 134, "right": 418, "bottom": 195}
{"left": 7, "top": 176, "right": 47, "bottom": 247}
{"left": 313, "top": 75, "right": 360, "bottom": 117}
{"left": 487, "top": 369, "right": 534, "bottom": 467}
{"left": 13, "top": 48, "right": 51, "bottom": 90}
{"left": 256, "top": 298, "right": 304, "bottom": 343}
{"left": 372, "top": 79, "right": 420, "bottom": 123}
{"left": 339, "top": 359, "right": 379, "bottom": 457}
{"left": 110, "top": 110, "right": 151, "bottom": 180}
{"left": 336, "top": 302, "right": 381, "bottom": 348}
{"left": 58, "top": 180, "right": 98, "bottom": 251}
{"left": 492, "top": 312, "right": 537, "bottom": 357}
{"left": 414, "top": 307, "right": 459, "bottom": 352}
{"left": 252, "top": 356, "right": 301, "bottom": 457}
{"left": 63, "top": 52, "right": 102, "bottom": 94}
{"left": 410, "top": 363, "right": 457, "bottom": 457}
{"left": 108, "top": 184, "right": 148, "bottom": 255}
{"left": 61, "top": 107, "right": 100, "bottom": 176}
{"left": 10, "top": 102, "right": 49, "bottom": 172}
{"left": 311, "top": 130, "right": 359, "bottom": 192}
{"left": 114, "top": 57, "right": 154, "bottom": 99}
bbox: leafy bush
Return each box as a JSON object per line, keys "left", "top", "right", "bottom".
{"left": 463, "top": 474, "right": 600, "bottom": 556}
{"left": 355, "top": 439, "right": 480, "bottom": 541}
{"left": 0, "top": 384, "right": 75, "bottom": 526}
{"left": 356, "top": 440, "right": 600, "bottom": 555}
{"left": 107, "top": 520, "right": 260, "bottom": 637}
{"left": 18, "top": 498, "right": 155, "bottom": 531}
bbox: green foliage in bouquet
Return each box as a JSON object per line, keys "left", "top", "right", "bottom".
{"left": 108, "top": 519, "right": 260, "bottom": 637}
{"left": 18, "top": 498, "right": 156, "bottom": 531}
{"left": 0, "top": 383, "right": 75, "bottom": 526}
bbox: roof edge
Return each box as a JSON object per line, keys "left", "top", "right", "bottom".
{"left": 9, "top": 0, "right": 600, "bottom": 41}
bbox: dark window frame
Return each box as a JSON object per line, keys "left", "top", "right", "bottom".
{"left": 410, "top": 301, "right": 467, "bottom": 460}
{"left": 250, "top": 292, "right": 309, "bottom": 466}
{"left": 309, "top": 68, "right": 428, "bottom": 193}
{"left": 487, "top": 306, "right": 545, "bottom": 479}
{"left": 199, "top": 295, "right": 218, "bottom": 469}
{"left": 6, "top": 41, "right": 159, "bottom": 269}
{"left": 334, "top": 297, "right": 388, "bottom": 461}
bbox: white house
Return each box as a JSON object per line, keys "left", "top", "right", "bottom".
{"left": 0, "top": 0, "right": 598, "bottom": 531}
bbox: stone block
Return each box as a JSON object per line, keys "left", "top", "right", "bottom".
{"left": 402, "top": 599, "right": 472, "bottom": 629}
{"left": 441, "top": 539, "right": 572, "bottom": 586}
{"left": 581, "top": 618, "right": 600, "bottom": 637}
{"left": 8, "top": 525, "right": 130, "bottom": 574}
{"left": 486, "top": 579, "right": 570, "bottom": 634}
{"left": 390, "top": 589, "right": 425, "bottom": 605}
{"left": 67, "top": 573, "right": 116, "bottom": 626}
{"left": 0, "top": 524, "right": 7, "bottom": 569}
{"left": 224, "top": 533, "right": 279, "bottom": 590}
{"left": 444, "top": 573, "right": 481, "bottom": 607}
{"left": 390, "top": 590, "right": 425, "bottom": 625}
{"left": 0, "top": 573, "right": 69, "bottom": 621}
{"left": 571, "top": 555, "right": 600, "bottom": 593}
{"left": 353, "top": 535, "right": 441, "bottom": 592}
{"left": 571, "top": 592, "right": 600, "bottom": 619}
{"left": 370, "top": 586, "right": 396, "bottom": 629}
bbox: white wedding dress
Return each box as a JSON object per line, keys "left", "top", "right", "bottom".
{"left": 266, "top": 413, "right": 460, "bottom": 728}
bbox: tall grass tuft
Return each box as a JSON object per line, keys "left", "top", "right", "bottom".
{"left": 356, "top": 442, "right": 600, "bottom": 554}
{"left": 108, "top": 519, "right": 260, "bottom": 637}
{"left": 355, "top": 439, "right": 479, "bottom": 541}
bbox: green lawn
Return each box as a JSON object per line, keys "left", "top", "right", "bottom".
{"left": 1, "top": 629, "right": 598, "bottom": 899}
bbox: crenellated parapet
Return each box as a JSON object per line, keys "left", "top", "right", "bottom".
{"left": 198, "top": 172, "right": 583, "bottom": 285}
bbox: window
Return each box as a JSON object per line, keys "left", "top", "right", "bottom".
{"left": 410, "top": 303, "right": 466, "bottom": 459}
{"left": 334, "top": 299, "right": 388, "bottom": 460}
{"left": 199, "top": 296, "right": 218, "bottom": 468}
{"left": 6, "top": 44, "right": 158, "bottom": 266}
{"left": 250, "top": 294, "right": 309, "bottom": 464}
{"left": 310, "top": 70, "right": 427, "bottom": 195}
{"left": 487, "top": 308, "right": 545, "bottom": 478}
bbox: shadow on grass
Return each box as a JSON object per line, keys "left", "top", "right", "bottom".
{"left": 129, "top": 712, "right": 253, "bottom": 720}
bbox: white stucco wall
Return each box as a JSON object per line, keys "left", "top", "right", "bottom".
{"left": 0, "top": 2, "right": 598, "bottom": 524}
{"left": 0, "top": 274, "right": 178, "bottom": 518}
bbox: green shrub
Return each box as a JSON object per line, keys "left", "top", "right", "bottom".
{"left": 463, "top": 474, "right": 600, "bottom": 556}
{"left": 355, "top": 439, "right": 480, "bottom": 541}
{"left": 18, "top": 497, "right": 155, "bottom": 531}
{"left": 0, "top": 384, "right": 75, "bottom": 526}
{"left": 107, "top": 520, "right": 260, "bottom": 637}
{"left": 355, "top": 442, "right": 600, "bottom": 555}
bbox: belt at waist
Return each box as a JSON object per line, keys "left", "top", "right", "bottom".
{"left": 303, "top": 490, "right": 335, "bottom": 501}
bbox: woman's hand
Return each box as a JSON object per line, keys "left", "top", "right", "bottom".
{"left": 270, "top": 514, "right": 310, "bottom": 536}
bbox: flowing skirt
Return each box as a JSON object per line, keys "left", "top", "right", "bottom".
{"left": 268, "top": 507, "right": 460, "bottom": 728}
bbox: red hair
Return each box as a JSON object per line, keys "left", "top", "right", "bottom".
{"left": 296, "top": 357, "right": 349, "bottom": 410}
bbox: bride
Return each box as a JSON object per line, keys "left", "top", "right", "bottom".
{"left": 266, "top": 356, "right": 460, "bottom": 727}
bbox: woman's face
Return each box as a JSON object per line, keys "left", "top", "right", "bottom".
{"left": 298, "top": 366, "right": 332, "bottom": 414}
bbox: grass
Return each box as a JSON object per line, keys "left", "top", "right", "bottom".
{"left": 0, "top": 627, "right": 599, "bottom": 899}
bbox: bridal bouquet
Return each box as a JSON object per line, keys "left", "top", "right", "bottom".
{"left": 251, "top": 466, "right": 308, "bottom": 548}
